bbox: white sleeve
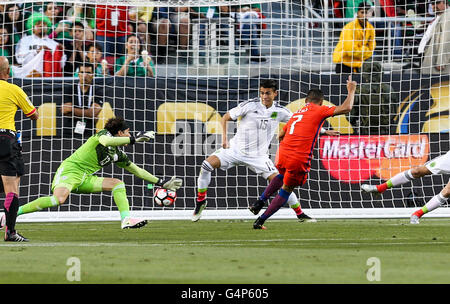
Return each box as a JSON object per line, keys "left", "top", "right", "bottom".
{"left": 15, "top": 37, "right": 35, "bottom": 65}
{"left": 228, "top": 102, "right": 252, "bottom": 120}
{"left": 280, "top": 107, "right": 293, "bottom": 122}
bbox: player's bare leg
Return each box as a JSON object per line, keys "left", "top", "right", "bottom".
{"left": 410, "top": 180, "right": 450, "bottom": 224}
{"left": 193, "top": 155, "right": 220, "bottom": 222}
{"left": 361, "top": 166, "right": 431, "bottom": 194}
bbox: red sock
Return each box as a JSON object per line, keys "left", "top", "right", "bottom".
{"left": 292, "top": 205, "right": 302, "bottom": 216}
{"left": 376, "top": 183, "right": 388, "bottom": 193}
{"left": 197, "top": 191, "right": 207, "bottom": 202}
{"left": 414, "top": 209, "right": 424, "bottom": 218}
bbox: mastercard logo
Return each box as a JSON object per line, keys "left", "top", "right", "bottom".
{"left": 319, "top": 135, "right": 429, "bottom": 183}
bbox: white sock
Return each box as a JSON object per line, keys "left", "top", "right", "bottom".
{"left": 198, "top": 160, "right": 213, "bottom": 191}
{"left": 389, "top": 169, "right": 414, "bottom": 187}
{"left": 424, "top": 192, "right": 447, "bottom": 213}
{"left": 287, "top": 192, "right": 298, "bottom": 208}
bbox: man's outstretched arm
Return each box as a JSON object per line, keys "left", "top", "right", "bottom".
{"left": 122, "top": 162, "right": 182, "bottom": 191}
{"left": 99, "top": 131, "right": 155, "bottom": 147}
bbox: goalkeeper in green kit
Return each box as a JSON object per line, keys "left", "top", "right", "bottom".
{"left": 11, "top": 117, "right": 182, "bottom": 229}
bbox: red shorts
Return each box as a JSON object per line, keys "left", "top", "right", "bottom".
{"left": 275, "top": 150, "right": 310, "bottom": 187}
{"left": 276, "top": 163, "right": 309, "bottom": 187}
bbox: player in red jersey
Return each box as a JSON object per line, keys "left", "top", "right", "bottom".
{"left": 253, "top": 76, "right": 357, "bottom": 229}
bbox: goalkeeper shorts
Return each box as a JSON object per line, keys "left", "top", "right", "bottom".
{"left": 51, "top": 163, "right": 104, "bottom": 194}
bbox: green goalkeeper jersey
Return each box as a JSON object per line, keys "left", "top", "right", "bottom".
{"left": 62, "top": 129, "right": 131, "bottom": 175}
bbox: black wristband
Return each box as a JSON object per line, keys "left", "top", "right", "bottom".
{"left": 155, "top": 178, "right": 163, "bottom": 187}
{"left": 129, "top": 136, "right": 136, "bottom": 145}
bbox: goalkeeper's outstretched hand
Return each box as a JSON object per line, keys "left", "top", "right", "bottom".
{"left": 157, "top": 176, "right": 183, "bottom": 191}
{"left": 135, "top": 131, "right": 155, "bottom": 142}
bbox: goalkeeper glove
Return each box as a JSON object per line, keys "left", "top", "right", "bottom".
{"left": 156, "top": 176, "right": 183, "bottom": 191}
{"left": 130, "top": 131, "right": 155, "bottom": 144}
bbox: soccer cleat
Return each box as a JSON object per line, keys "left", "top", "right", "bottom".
{"left": 361, "top": 184, "right": 379, "bottom": 194}
{"left": 192, "top": 200, "right": 207, "bottom": 222}
{"left": 297, "top": 212, "right": 317, "bottom": 223}
{"left": 4, "top": 230, "right": 29, "bottom": 242}
{"left": 410, "top": 210, "right": 423, "bottom": 225}
{"left": 0, "top": 213, "right": 5, "bottom": 230}
{"left": 121, "top": 217, "right": 148, "bottom": 229}
{"left": 410, "top": 214, "right": 420, "bottom": 224}
{"left": 248, "top": 199, "right": 266, "bottom": 215}
{"left": 253, "top": 217, "right": 267, "bottom": 230}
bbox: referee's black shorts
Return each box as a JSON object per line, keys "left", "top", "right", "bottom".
{"left": 0, "top": 129, "right": 24, "bottom": 177}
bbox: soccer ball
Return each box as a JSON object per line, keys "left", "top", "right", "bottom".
{"left": 153, "top": 188, "right": 177, "bottom": 207}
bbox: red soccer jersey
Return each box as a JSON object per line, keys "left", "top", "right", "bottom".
{"left": 278, "top": 103, "right": 336, "bottom": 169}
{"left": 96, "top": 5, "right": 129, "bottom": 37}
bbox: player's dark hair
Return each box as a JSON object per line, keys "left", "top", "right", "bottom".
{"left": 260, "top": 79, "right": 278, "bottom": 91}
{"left": 104, "top": 117, "right": 129, "bottom": 135}
{"left": 126, "top": 34, "right": 143, "bottom": 54}
{"left": 357, "top": 1, "right": 371, "bottom": 11}
{"left": 306, "top": 88, "right": 324, "bottom": 104}
{"left": 89, "top": 42, "right": 103, "bottom": 53}
{"left": 71, "top": 21, "right": 84, "bottom": 30}
{"left": 79, "top": 61, "right": 95, "bottom": 74}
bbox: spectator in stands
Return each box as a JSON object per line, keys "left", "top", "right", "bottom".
{"left": 61, "top": 61, "right": 103, "bottom": 138}
{"left": 74, "top": 43, "right": 110, "bottom": 77}
{"left": 136, "top": 18, "right": 152, "bottom": 53}
{"left": 350, "top": 61, "right": 398, "bottom": 135}
{"left": 23, "top": 2, "right": 46, "bottom": 19}
{"left": 48, "top": 20, "right": 72, "bottom": 41}
{"left": 95, "top": 5, "right": 129, "bottom": 58}
{"left": 59, "top": 21, "right": 90, "bottom": 77}
{"left": 393, "top": 1, "right": 429, "bottom": 58}
{"left": 24, "top": 10, "right": 53, "bottom": 36}
{"left": 420, "top": 0, "right": 450, "bottom": 75}
{"left": 137, "top": 6, "right": 155, "bottom": 23}
{"left": 5, "top": 4, "right": 24, "bottom": 46}
{"left": 65, "top": 3, "right": 96, "bottom": 30}
{"left": 49, "top": 4, "right": 95, "bottom": 42}
{"left": 0, "top": 26, "right": 13, "bottom": 66}
{"left": 333, "top": 2, "right": 376, "bottom": 73}
{"left": 345, "top": 0, "right": 374, "bottom": 18}
{"left": 235, "top": 4, "right": 267, "bottom": 62}
{"left": 15, "top": 13, "right": 66, "bottom": 77}
{"left": 115, "top": 34, "right": 155, "bottom": 77}
{"left": 44, "top": 2, "right": 62, "bottom": 28}
{"left": 150, "top": 7, "right": 191, "bottom": 61}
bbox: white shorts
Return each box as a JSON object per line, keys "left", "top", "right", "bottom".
{"left": 213, "top": 148, "right": 277, "bottom": 180}
{"left": 426, "top": 150, "right": 450, "bottom": 174}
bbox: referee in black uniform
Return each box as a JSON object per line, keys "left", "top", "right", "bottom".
{"left": 0, "top": 57, "right": 39, "bottom": 242}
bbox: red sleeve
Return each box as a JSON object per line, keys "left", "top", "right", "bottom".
{"left": 321, "top": 105, "right": 336, "bottom": 119}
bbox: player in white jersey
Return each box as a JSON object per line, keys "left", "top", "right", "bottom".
{"left": 361, "top": 150, "right": 450, "bottom": 224}
{"left": 192, "top": 79, "right": 314, "bottom": 222}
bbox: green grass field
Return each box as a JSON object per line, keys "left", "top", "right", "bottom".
{"left": 1, "top": 218, "right": 450, "bottom": 284}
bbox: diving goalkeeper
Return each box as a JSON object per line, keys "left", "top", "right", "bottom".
{"left": 13, "top": 117, "right": 182, "bottom": 229}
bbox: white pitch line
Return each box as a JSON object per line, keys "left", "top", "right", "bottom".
{"left": 1, "top": 239, "right": 448, "bottom": 247}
